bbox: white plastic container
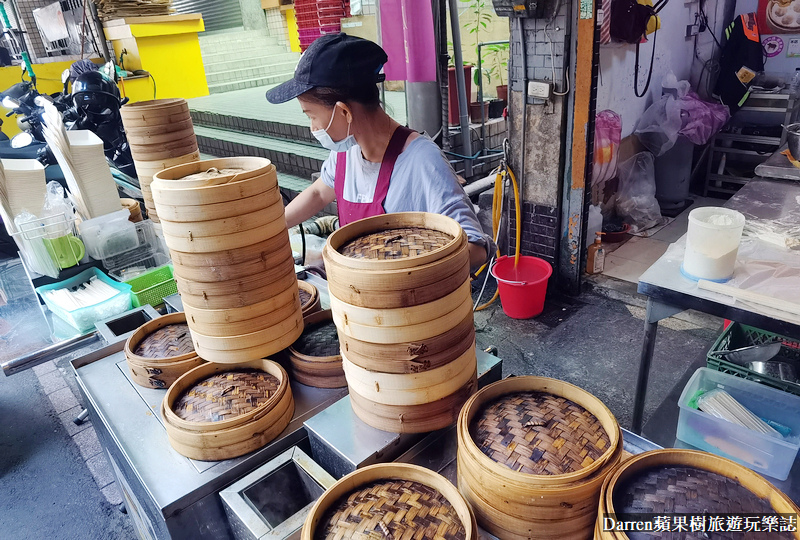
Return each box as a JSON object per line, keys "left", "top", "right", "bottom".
{"left": 682, "top": 207, "right": 745, "bottom": 282}
{"left": 678, "top": 367, "right": 800, "bottom": 480}
{"left": 79, "top": 210, "right": 136, "bottom": 260}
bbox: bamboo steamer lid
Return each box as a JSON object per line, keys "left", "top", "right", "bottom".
{"left": 124, "top": 313, "right": 205, "bottom": 389}
{"left": 596, "top": 449, "right": 800, "bottom": 540}
{"left": 161, "top": 359, "right": 294, "bottom": 461}
{"left": 298, "top": 280, "right": 321, "bottom": 316}
{"left": 302, "top": 463, "right": 477, "bottom": 540}
{"left": 457, "top": 376, "right": 622, "bottom": 540}
{"left": 287, "top": 310, "right": 346, "bottom": 389}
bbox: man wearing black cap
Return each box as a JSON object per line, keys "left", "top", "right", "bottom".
{"left": 266, "top": 33, "right": 492, "bottom": 269}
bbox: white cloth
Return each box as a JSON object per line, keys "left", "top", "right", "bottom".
{"left": 319, "top": 135, "right": 493, "bottom": 251}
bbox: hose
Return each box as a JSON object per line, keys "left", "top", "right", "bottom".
{"left": 473, "top": 153, "right": 522, "bottom": 311}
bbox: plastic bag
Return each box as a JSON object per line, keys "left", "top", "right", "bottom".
{"left": 635, "top": 73, "right": 730, "bottom": 155}
{"left": 615, "top": 152, "right": 662, "bottom": 233}
{"left": 41, "top": 181, "right": 75, "bottom": 223}
{"left": 592, "top": 110, "right": 622, "bottom": 187}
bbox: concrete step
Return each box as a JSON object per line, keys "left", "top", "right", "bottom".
{"left": 206, "top": 61, "right": 299, "bottom": 85}
{"left": 200, "top": 36, "right": 281, "bottom": 55}
{"left": 193, "top": 125, "right": 327, "bottom": 179}
{"left": 207, "top": 72, "right": 295, "bottom": 93}
{"left": 198, "top": 29, "right": 274, "bottom": 45}
{"left": 201, "top": 47, "right": 294, "bottom": 64}
{"left": 190, "top": 107, "right": 317, "bottom": 145}
{"left": 204, "top": 55, "right": 299, "bottom": 76}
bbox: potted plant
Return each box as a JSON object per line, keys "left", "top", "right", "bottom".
{"left": 462, "top": 0, "right": 494, "bottom": 124}
{"left": 485, "top": 42, "right": 509, "bottom": 102}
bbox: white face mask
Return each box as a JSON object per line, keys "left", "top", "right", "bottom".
{"left": 312, "top": 104, "right": 356, "bottom": 152}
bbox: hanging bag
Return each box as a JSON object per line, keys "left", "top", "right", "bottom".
{"left": 610, "top": 0, "right": 659, "bottom": 97}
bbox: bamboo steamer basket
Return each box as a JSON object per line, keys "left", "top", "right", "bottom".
{"left": 322, "top": 230, "right": 470, "bottom": 309}
{"left": 129, "top": 133, "right": 197, "bottom": 152}
{"left": 120, "top": 198, "right": 142, "bottom": 222}
{"left": 177, "top": 265, "right": 298, "bottom": 309}
{"left": 338, "top": 311, "right": 475, "bottom": 374}
{"left": 183, "top": 286, "right": 298, "bottom": 327}
{"left": 302, "top": 463, "right": 477, "bottom": 540}
{"left": 130, "top": 141, "right": 199, "bottom": 162}
{"left": 171, "top": 237, "right": 293, "bottom": 283}
{"left": 298, "top": 280, "right": 321, "bottom": 316}
{"left": 162, "top": 213, "right": 286, "bottom": 253}
{"left": 175, "top": 256, "right": 295, "bottom": 297}
{"left": 121, "top": 98, "right": 189, "bottom": 118}
{"left": 156, "top": 185, "right": 280, "bottom": 223}
{"left": 125, "top": 118, "right": 195, "bottom": 138}
{"left": 189, "top": 308, "right": 304, "bottom": 363}
{"left": 158, "top": 199, "right": 284, "bottom": 239}
{"left": 457, "top": 376, "right": 622, "bottom": 540}
{"left": 134, "top": 151, "right": 201, "bottom": 178}
{"left": 349, "top": 371, "right": 477, "bottom": 433}
{"left": 127, "top": 127, "right": 195, "bottom": 146}
{"left": 182, "top": 289, "right": 300, "bottom": 337}
{"left": 169, "top": 231, "right": 288, "bottom": 268}
{"left": 161, "top": 359, "right": 294, "bottom": 461}
{"left": 595, "top": 449, "right": 800, "bottom": 540}
{"left": 150, "top": 157, "right": 278, "bottom": 206}
{"left": 124, "top": 312, "right": 205, "bottom": 389}
{"left": 287, "top": 310, "right": 346, "bottom": 389}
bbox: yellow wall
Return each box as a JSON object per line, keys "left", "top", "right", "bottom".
{"left": 285, "top": 9, "right": 301, "bottom": 53}
{"left": 0, "top": 59, "right": 102, "bottom": 137}
{"left": 106, "top": 17, "right": 209, "bottom": 102}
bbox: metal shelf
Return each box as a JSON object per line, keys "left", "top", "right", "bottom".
{"left": 715, "top": 133, "right": 781, "bottom": 145}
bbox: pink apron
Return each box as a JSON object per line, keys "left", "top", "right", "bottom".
{"left": 334, "top": 126, "right": 413, "bottom": 226}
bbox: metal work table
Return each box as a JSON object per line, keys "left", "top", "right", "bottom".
{"left": 633, "top": 178, "right": 800, "bottom": 432}
{"left": 755, "top": 144, "right": 800, "bottom": 182}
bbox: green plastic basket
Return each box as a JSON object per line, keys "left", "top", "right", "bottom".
{"left": 706, "top": 322, "right": 800, "bottom": 396}
{"left": 125, "top": 264, "right": 177, "bottom": 308}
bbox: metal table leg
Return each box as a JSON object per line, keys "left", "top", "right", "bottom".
{"left": 631, "top": 298, "right": 684, "bottom": 433}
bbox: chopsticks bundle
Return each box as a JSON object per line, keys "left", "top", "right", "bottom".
{"left": 697, "top": 389, "right": 781, "bottom": 437}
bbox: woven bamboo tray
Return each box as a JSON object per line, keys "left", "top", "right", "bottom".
{"left": 338, "top": 312, "right": 475, "bottom": 374}
{"left": 287, "top": 310, "right": 346, "bottom": 389}
{"left": 124, "top": 312, "right": 205, "bottom": 389}
{"left": 457, "top": 376, "right": 622, "bottom": 540}
{"left": 325, "top": 212, "right": 464, "bottom": 271}
{"left": 161, "top": 359, "right": 294, "bottom": 460}
{"left": 322, "top": 237, "right": 470, "bottom": 309}
{"left": 302, "top": 463, "right": 477, "bottom": 540}
{"left": 596, "top": 449, "right": 800, "bottom": 540}
{"left": 177, "top": 266, "right": 298, "bottom": 310}
{"left": 298, "top": 280, "right": 321, "bottom": 316}
{"left": 171, "top": 239, "right": 293, "bottom": 284}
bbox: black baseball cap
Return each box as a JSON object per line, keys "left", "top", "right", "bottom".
{"left": 266, "top": 33, "right": 387, "bottom": 104}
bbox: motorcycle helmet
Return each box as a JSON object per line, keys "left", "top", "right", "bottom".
{"left": 72, "top": 71, "right": 121, "bottom": 122}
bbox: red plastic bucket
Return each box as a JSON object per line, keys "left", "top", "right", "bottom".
{"left": 490, "top": 255, "right": 553, "bottom": 319}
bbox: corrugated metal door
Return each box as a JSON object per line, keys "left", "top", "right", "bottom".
{"left": 172, "top": 0, "right": 243, "bottom": 32}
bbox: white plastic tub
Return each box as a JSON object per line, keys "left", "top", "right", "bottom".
{"left": 682, "top": 207, "right": 745, "bottom": 282}
{"left": 678, "top": 367, "right": 800, "bottom": 480}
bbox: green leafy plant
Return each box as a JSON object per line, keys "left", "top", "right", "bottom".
{"left": 484, "top": 43, "right": 509, "bottom": 87}
{"left": 459, "top": 0, "right": 496, "bottom": 88}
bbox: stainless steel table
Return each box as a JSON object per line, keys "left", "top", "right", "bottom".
{"left": 633, "top": 178, "right": 800, "bottom": 432}
{"left": 755, "top": 144, "right": 800, "bottom": 181}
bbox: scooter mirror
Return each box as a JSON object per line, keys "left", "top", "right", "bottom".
{"left": 11, "top": 132, "right": 33, "bottom": 149}
{"left": 34, "top": 95, "right": 52, "bottom": 107}
{"left": 2, "top": 96, "right": 19, "bottom": 109}
{"left": 61, "top": 69, "right": 70, "bottom": 84}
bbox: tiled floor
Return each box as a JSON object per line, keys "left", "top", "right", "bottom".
{"left": 188, "top": 83, "right": 408, "bottom": 126}
{"left": 601, "top": 196, "right": 726, "bottom": 284}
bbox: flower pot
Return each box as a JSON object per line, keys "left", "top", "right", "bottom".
{"left": 488, "top": 99, "right": 506, "bottom": 119}
{"left": 448, "top": 66, "right": 473, "bottom": 126}
{"left": 496, "top": 84, "right": 508, "bottom": 102}
{"left": 469, "top": 101, "right": 489, "bottom": 124}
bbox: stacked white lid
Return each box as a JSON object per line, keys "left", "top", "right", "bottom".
{"left": 0, "top": 159, "right": 47, "bottom": 234}
{"left": 42, "top": 103, "right": 121, "bottom": 219}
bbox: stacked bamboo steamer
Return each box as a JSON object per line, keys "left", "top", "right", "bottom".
{"left": 323, "top": 212, "right": 476, "bottom": 433}
{"left": 286, "top": 310, "right": 346, "bottom": 388}
{"left": 457, "top": 376, "right": 623, "bottom": 540}
{"left": 303, "top": 463, "right": 477, "bottom": 540}
{"left": 161, "top": 359, "right": 294, "bottom": 461}
{"left": 120, "top": 198, "right": 142, "bottom": 222}
{"left": 124, "top": 313, "right": 205, "bottom": 389}
{"left": 596, "top": 449, "right": 800, "bottom": 539}
{"left": 150, "top": 157, "right": 303, "bottom": 363}
{"left": 121, "top": 98, "right": 200, "bottom": 223}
